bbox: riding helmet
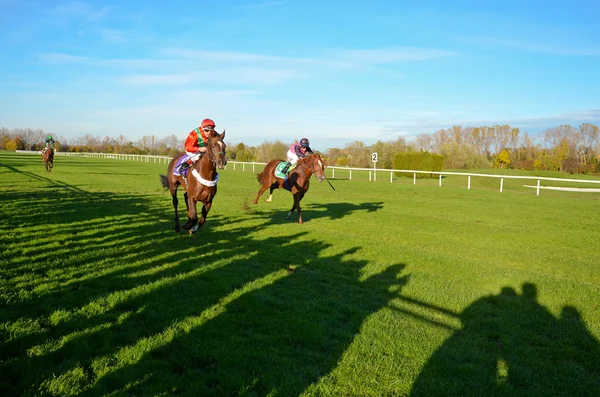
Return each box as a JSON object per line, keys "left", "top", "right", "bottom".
{"left": 201, "top": 119, "right": 216, "bottom": 128}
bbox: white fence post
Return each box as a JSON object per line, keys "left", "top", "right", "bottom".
{"left": 468, "top": 175, "right": 471, "bottom": 190}
{"left": 500, "top": 178, "right": 504, "bottom": 193}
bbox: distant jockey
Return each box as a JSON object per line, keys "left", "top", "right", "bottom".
{"left": 281, "top": 138, "right": 313, "bottom": 174}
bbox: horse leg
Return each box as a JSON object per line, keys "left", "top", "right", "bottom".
{"left": 266, "top": 182, "right": 280, "bottom": 202}
{"left": 183, "top": 196, "right": 197, "bottom": 231}
{"left": 171, "top": 185, "right": 181, "bottom": 232}
{"left": 286, "top": 193, "right": 304, "bottom": 223}
{"left": 191, "top": 201, "right": 212, "bottom": 233}
{"left": 286, "top": 193, "right": 299, "bottom": 221}
{"left": 182, "top": 192, "right": 194, "bottom": 230}
{"left": 296, "top": 193, "right": 305, "bottom": 224}
{"left": 253, "top": 182, "right": 271, "bottom": 204}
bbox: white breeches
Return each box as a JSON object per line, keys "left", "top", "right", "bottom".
{"left": 287, "top": 150, "right": 300, "bottom": 164}
{"left": 186, "top": 152, "right": 201, "bottom": 162}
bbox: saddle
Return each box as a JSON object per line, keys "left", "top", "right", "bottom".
{"left": 173, "top": 152, "right": 207, "bottom": 177}
{"left": 274, "top": 162, "right": 296, "bottom": 179}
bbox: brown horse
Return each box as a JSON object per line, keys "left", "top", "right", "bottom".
{"left": 160, "top": 131, "right": 227, "bottom": 234}
{"left": 252, "top": 153, "right": 326, "bottom": 224}
{"left": 42, "top": 148, "right": 54, "bottom": 172}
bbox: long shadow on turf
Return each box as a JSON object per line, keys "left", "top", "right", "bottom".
{"left": 1, "top": 190, "right": 411, "bottom": 397}
{"left": 410, "top": 283, "right": 600, "bottom": 396}
{"left": 0, "top": 162, "right": 87, "bottom": 192}
{"left": 249, "top": 201, "right": 385, "bottom": 224}
{"left": 80, "top": 250, "right": 409, "bottom": 396}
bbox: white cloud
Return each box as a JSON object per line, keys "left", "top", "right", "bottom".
{"left": 119, "top": 73, "right": 198, "bottom": 86}
{"left": 158, "top": 48, "right": 354, "bottom": 69}
{"left": 48, "top": 2, "right": 113, "bottom": 21}
{"left": 380, "top": 108, "right": 600, "bottom": 137}
{"left": 458, "top": 36, "right": 600, "bottom": 57}
{"left": 119, "top": 67, "right": 303, "bottom": 86}
{"left": 99, "top": 28, "right": 126, "bottom": 42}
{"left": 38, "top": 53, "right": 89, "bottom": 63}
{"left": 236, "top": 2, "right": 284, "bottom": 10}
{"left": 335, "top": 47, "right": 459, "bottom": 64}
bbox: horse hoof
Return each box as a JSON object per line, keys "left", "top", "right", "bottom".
{"left": 252, "top": 200, "right": 258, "bottom": 204}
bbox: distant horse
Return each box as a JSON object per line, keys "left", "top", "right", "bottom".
{"left": 42, "top": 148, "right": 54, "bottom": 172}
{"left": 160, "top": 131, "right": 227, "bottom": 234}
{"left": 252, "top": 153, "right": 326, "bottom": 224}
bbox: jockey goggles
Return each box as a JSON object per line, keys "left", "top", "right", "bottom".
{"left": 202, "top": 126, "right": 215, "bottom": 133}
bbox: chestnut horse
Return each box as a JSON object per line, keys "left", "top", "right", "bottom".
{"left": 252, "top": 153, "right": 326, "bottom": 224}
{"left": 160, "top": 131, "right": 227, "bottom": 234}
{"left": 42, "top": 148, "right": 54, "bottom": 172}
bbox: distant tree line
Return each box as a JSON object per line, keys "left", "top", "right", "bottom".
{"left": 0, "top": 128, "right": 184, "bottom": 157}
{"left": 2, "top": 123, "right": 599, "bottom": 175}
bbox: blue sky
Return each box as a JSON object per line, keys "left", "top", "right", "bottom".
{"left": 1, "top": 0, "right": 599, "bottom": 149}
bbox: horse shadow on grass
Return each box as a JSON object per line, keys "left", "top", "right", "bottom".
{"left": 249, "top": 200, "right": 385, "bottom": 224}
{"left": 1, "top": 179, "right": 411, "bottom": 397}
{"left": 80, "top": 244, "right": 409, "bottom": 397}
{"left": 410, "top": 282, "right": 600, "bottom": 396}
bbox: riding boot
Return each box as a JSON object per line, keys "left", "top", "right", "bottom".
{"left": 281, "top": 162, "right": 291, "bottom": 174}
{"left": 178, "top": 160, "right": 193, "bottom": 175}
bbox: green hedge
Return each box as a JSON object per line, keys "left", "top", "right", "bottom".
{"left": 394, "top": 152, "right": 444, "bottom": 178}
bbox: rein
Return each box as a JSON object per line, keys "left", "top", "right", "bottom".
{"left": 207, "top": 144, "right": 225, "bottom": 168}
{"left": 298, "top": 155, "right": 321, "bottom": 177}
{"left": 194, "top": 138, "right": 224, "bottom": 187}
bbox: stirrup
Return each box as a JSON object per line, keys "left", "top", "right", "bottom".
{"left": 178, "top": 163, "right": 190, "bottom": 175}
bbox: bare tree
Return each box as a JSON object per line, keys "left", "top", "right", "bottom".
{"left": 161, "top": 134, "right": 183, "bottom": 152}
{"left": 415, "top": 133, "right": 434, "bottom": 152}
{"left": 509, "top": 127, "right": 520, "bottom": 161}
{"left": 577, "top": 123, "right": 599, "bottom": 163}
{"left": 431, "top": 128, "right": 451, "bottom": 153}
{"left": 543, "top": 125, "right": 578, "bottom": 157}
{"left": 117, "top": 134, "right": 127, "bottom": 146}
{"left": 489, "top": 125, "right": 511, "bottom": 155}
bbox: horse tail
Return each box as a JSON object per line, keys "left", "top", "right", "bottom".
{"left": 256, "top": 171, "right": 264, "bottom": 185}
{"left": 159, "top": 174, "right": 169, "bottom": 189}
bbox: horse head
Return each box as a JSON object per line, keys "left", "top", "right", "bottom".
{"left": 305, "top": 153, "right": 326, "bottom": 181}
{"left": 207, "top": 130, "right": 228, "bottom": 169}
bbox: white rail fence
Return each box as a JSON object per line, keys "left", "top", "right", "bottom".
{"left": 17, "top": 150, "right": 600, "bottom": 196}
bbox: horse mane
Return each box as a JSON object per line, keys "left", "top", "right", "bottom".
{"left": 295, "top": 154, "right": 314, "bottom": 169}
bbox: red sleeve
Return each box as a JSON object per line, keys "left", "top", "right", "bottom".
{"left": 184, "top": 131, "right": 197, "bottom": 152}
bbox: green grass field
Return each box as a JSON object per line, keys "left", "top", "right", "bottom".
{"left": 1, "top": 152, "right": 599, "bottom": 396}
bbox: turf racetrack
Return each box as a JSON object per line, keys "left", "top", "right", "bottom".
{"left": 1, "top": 152, "right": 599, "bottom": 396}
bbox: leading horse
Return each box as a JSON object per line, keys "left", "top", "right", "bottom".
{"left": 252, "top": 153, "right": 326, "bottom": 224}
{"left": 160, "top": 131, "right": 227, "bottom": 234}
{"left": 42, "top": 148, "right": 54, "bottom": 172}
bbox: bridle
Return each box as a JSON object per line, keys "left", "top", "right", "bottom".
{"left": 298, "top": 154, "right": 323, "bottom": 176}
{"left": 309, "top": 154, "right": 324, "bottom": 173}
{"left": 206, "top": 137, "right": 226, "bottom": 168}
